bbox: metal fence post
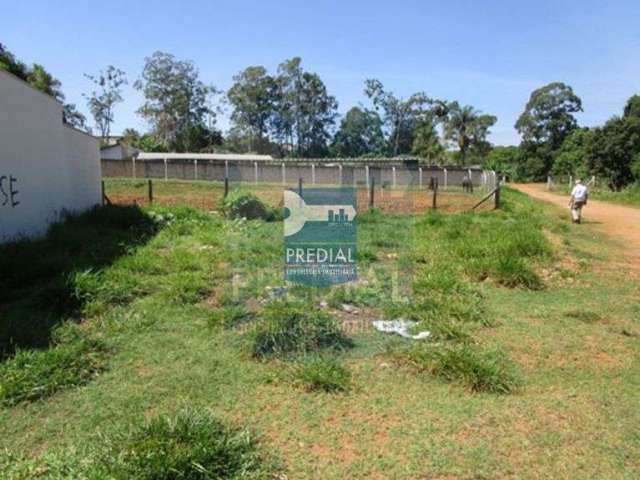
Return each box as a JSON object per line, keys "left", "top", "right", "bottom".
{"left": 369, "top": 176, "right": 375, "bottom": 209}
{"left": 338, "top": 164, "right": 343, "bottom": 185}
{"left": 225, "top": 160, "right": 229, "bottom": 179}
{"left": 282, "top": 162, "right": 286, "bottom": 186}
{"left": 432, "top": 177, "right": 438, "bottom": 209}
{"left": 164, "top": 158, "right": 168, "bottom": 181}
{"left": 194, "top": 159, "right": 198, "bottom": 180}
{"left": 419, "top": 167, "right": 423, "bottom": 188}
{"left": 365, "top": 165, "right": 370, "bottom": 189}
{"left": 254, "top": 161, "right": 258, "bottom": 185}
{"left": 444, "top": 168, "right": 448, "bottom": 189}
{"left": 392, "top": 166, "right": 396, "bottom": 188}
{"left": 312, "top": 163, "right": 316, "bottom": 185}
{"left": 148, "top": 179, "right": 153, "bottom": 204}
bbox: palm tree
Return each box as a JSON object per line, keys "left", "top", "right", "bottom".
{"left": 444, "top": 102, "right": 497, "bottom": 164}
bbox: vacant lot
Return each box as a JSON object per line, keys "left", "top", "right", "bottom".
{"left": 103, "top": 177, "right": 495, "bottom": 214}
{"left": 0, "top": 186, "right": 638, "bottom": 479}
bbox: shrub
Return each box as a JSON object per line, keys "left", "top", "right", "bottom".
{"left": 400, "top": 343, "right": 520, "bottom": 394}
{"left": 248, "top": 300, "right": 353, "bottom": 359}
{"left": 0, "top": 326, "right": 108, "bottom": 406}
{"left": 293, "top": 357, "right": 351, "bottom": 393}
{"left": 98, "top": 408, "right": 270, "bottom": 479}
{"left": 222, "top": 190, "right": 278, "bottom": 221}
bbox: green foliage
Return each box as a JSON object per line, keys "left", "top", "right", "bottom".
{"left": 551, "top": 128, "right": 593, "bottom": 177}
{"left": 484, "top": 146, "right": 519, "bottom": 178}
{"left": 443, "top": 101, "right": 496, "bottom": 164}
{"left": 222, "top": 190, "right": 279, "bottom": 221}
{"left": 516, "top": 82, "right": 582, "bottom": 149}
{"left": 247, "top": 300, "right": 353, "bottom": 359}
{"left": 331, "top": 107, "right": 385, "bottom": 157}
{"left": 400, "top": 343, "right": 520, "bottom": 394}
{"left": 364, "top": 79, "right": 432, "bottom": 156}
{"left": 514, "top": 82, "right": 582, "bottom": 180}
{"left": 585, "top": 115, "right": 640, "bottom": 189}
{"left": 0, "top": 324, "right": 108, "bottom": 406}
{"left": 293, "top": 357, "right": 351, "bottom": 392}
{"left": 83, "top": 66, "right": 127, "bottom": 138}
{"left": 412, "top": 120, "right": 444, "bottom": 161}
{"left": 97, "top": 408, "right": 270, "bottom": 479}
{"left": 135, "top": 51, "right": 222, "bottom": 152}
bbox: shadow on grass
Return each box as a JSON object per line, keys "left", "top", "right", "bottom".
{"left": 0, "top": 205, "right": 157, "bottom": 360}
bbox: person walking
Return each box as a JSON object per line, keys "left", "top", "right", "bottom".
{"left": 569, "top": 179, "right": 589, "bottom": 224}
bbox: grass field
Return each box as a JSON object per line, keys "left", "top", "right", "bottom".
{"left": 550, "top": 183, "right": 640, "bottom": 207}
{"left": 1, "top": 185, "right": 639, "bottom": 479}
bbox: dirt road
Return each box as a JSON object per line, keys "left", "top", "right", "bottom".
{"left": 511, "top": 184, "right": 640, "bottom": 261}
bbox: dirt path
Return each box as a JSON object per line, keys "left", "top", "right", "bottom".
{"left": 511, "top": 183, "right": 640, "bottom": 262}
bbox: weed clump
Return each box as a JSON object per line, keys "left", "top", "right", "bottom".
{"left": 564, "top": 309, "right": 603, "bottom": 323}
{"left": 293, "top": 357, "right": 351, "bottom": 393}
{"left": 223, "top": 190, "right": 279, "bottom": 221}
{"left": 248, "top": 300, "right": 353, "bottom": 359}
{"left": 400, "top": 343, "right": 520, "bottom": 394}
{"left": 98, "top": 408, "right": 271, "bottom": 479}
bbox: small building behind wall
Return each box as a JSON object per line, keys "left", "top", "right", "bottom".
{"left": 0, "top": 69, "right": 101, "bottom": 243}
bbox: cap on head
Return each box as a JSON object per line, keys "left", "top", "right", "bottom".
{"left": 575, "top": 179, "right": 582, "bottom": 185}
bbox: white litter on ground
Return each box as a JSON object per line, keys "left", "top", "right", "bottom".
{"left": 372, "top": 320, "right": 431, "bottom": 340}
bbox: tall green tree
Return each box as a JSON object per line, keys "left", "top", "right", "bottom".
{"left": 515, "top": 82, "right": 582, "bottom": 179}
{"left": 443, "top": 101, "right": 496, "bottom": 163}
{"left": 271, "top": 57, "right": 338, "bottom": 157}
{"left": 364, "top": 79, "right": 431, "bottom": 156}
{"left": 624, "top": 95, "right": 640, "bottom": 119}
{"left": 135, "top": 51, "right": 221, "bottom": 151}
{"left": 331, "top": 107, "right": 385, "bottom": 157}
{"left": 411, "top": 120, "right": 444, "bottom": 161}
{"left": 84, "top": 66, "right": 127, "bottom": 139}
{"left": 585, "top": 115, "right": 640, "bottom": 189}
{"left": 227, "top": 66, "right": 276, "bottom": 153}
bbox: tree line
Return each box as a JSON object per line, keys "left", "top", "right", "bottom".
{"left": 2, "top": 44, "right": 639, "bottom": 189}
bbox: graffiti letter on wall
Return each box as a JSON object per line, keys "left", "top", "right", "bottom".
{"left": 0, "top": 175, "right": 19, "bottom": 208}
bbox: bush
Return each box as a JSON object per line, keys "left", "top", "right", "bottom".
{"left": 98, "top": 408, "right": 270, "bottom": 479}
{"left": 400, "top": 343, "right": 520, "bottom": 394}
{"left": 293, "top": 357, "right": 351, "bottom": 393}
{"left": 0, "top": 325, "right": 108, "bottom": 406}
{"left": 222, "top": 190, "right": 278, "bottom": 221}
{"left": 248, "top": 300, "right": 353, "bottom": 359}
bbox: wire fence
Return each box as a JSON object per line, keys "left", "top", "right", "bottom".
{"left": 547, "top": 175, "right": 597, "bottom": 190}
{"left": 102, "top": 175, "right": 501, "bottom": 215}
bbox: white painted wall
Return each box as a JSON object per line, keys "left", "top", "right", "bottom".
{"left": 0, "top": 69, "right": 101, "bottom": 243}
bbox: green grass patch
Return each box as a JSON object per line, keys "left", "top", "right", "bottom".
{"left": 247, "top": 300, "right": 353, "bottom": 359}
{"left": 0, "top": 324, "right": 108, "bottom": 406}
{"left": 292, "top": 357, "right": 351, "bottom": 393}
{"left": 399, "top": 343, "right": 520, "bottom": 394}
{"left": 564, "top": 309, "right": 604, "bottom": 323}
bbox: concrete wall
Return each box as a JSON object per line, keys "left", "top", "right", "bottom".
{"left": 102, "top": 158, "right": 487, "bottom": 188}
{"left": 0, "top": 70, "right": 101, "bottom": 243}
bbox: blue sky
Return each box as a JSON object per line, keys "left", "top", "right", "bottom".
{"left": 4, "top": 0, "right": 640, "bottom": 145}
